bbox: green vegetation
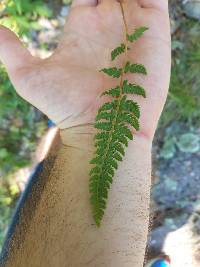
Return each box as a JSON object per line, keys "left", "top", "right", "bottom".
{"left": 160, "top": 20, "right": 200, "bottom": 128}
{"left": 0, "top": 176, "right": 20, "bottom": 249}
{"left": 0, "top": 0, "right": 51, "bottom": 250}
{"left": 0, "top": 66, "right": 46, "bottom": 175}
{"left": 159, "top": 20, "right": 200, "bottom": 160}
{"left": 0, "top": 0, "right": 52, "bottom": 34}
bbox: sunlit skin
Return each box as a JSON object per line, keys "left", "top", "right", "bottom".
{"left": 0, "top": 0, "right": 170, "bottom": 143}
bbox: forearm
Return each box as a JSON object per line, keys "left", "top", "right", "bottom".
{"left": 60, "top": 126, "right": 152, "bottom": 266}
{"left": 5, "top": 126, "right": 151, "bottom": 267}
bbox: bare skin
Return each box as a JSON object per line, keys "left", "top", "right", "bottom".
{"left": 0, "top": 0, "right": 171, "bottom": 266}
{"left": 0, "top": 0, "right": 170, "bottom": 141}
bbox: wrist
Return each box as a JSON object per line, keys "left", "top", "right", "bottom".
{"left": 58, "top": 124, "right": 152, "bottom": 266}
{"left": 59, "top": 124, "right": 96, "bottom": 151}
{"left": 59, "top": 123, "right": 152, "bottom": 153}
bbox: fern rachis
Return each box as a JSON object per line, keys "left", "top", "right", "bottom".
{"left": 89, "top": 1, "right": 148, "bottom": 227}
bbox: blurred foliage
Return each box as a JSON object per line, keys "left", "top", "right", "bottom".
{"left": 160, "top": 20, "right": 200, "bottom": 128}
{"left": 0, "top": 66, "right": 46, "bottom": 249}
{"left": 0, "top": 65, "right": 46, "bottom": 175}
{"left": 0, "top": 0, "right": 50, "bottom": 250}
{"left": 0, "top": 0, "right": 52, "bottom": 35}
{"left": 0, "top": 178, "right": 20, "bottom": 249}
{"left": 63, "top": 0, "right": 72, "bottom": 4}
{"left": 159, "top": 19, "right": 200, "bottom": 160}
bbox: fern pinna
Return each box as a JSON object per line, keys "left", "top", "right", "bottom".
{"left": 89, "top": 1, "right": 148, "bottom": 227}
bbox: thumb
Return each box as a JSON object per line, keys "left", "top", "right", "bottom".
{"left": 0, "top": 25, "right": 33, "bottom": 75}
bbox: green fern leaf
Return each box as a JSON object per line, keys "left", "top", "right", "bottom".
{"left": 95, "top": 112, "right": 114, "bottom": 122}
{"left": 90, "top": 16, "right": 148, "bottom": 226}
{"left": 110, "top": 159, "right": 118, "bottom": 170}
{"left": 116, "top": 124, "right": 133, "bottom": 140}
{"left": 95, "top": 122, "right": 112, "bottom": 131}
{"left": 113, "top": 152, "right": 123, "bottom": 161}
{"left": 111, "top": 43, "right": 126, "bottom": 61}
{"left": 101, "top": 86, "right": 121, "bottom": 98}
{"left": 95, "top": 132, "right": 110, "bottom": 140}
{"left": 90, "top": 166, "right": 101, "bottom": 176}
{"left": 95, "top": 140, "right": 107, "bottom": 148}
{"left": 123, "top": 80, "right": 146, "bottom": 97}
{"left": 127, "top": 27, "right": 148, "bottom": 42}
{"left": 106, "top": 167, "right": 115, "bottom": 177}
{"left": 119, "top": 112, "right": 140, "bottom": 131}
{"left": 98, "top": 100, "right": 118, "bottom": 113}
{"left": 125, "top": 62, "right": 147, "bottom": 75}
{"left": 114, "top": 134, "right": 128, "bottom": 147}
{"left": 96, "top": 146, "right": 106, "bottom": 156}
{"left": 100, "top": 67, "right": 122, "bottom": 78}
{"left": 120, "top": 98, "right": 140, "bottom": 118}
{"left": 113, "top": 142, "right": 125, "bottom": 156}
{"left": 90, "top": 156, "right": 103, "bottom": 165}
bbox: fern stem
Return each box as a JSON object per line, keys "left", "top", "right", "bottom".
{"left": 119, "top": 0, "right": 129, "bottom": 91}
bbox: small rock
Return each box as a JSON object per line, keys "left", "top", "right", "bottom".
{"left": 183, "top": 0, "right": 200, "bottom": 20}
{"left": 160, "top": 138, "right": 176, "bottom": 160}
{"left": 147, "top": 226, "right": 171, "bottom": 256}
{"left": 38, "top": 18, "right": 54, "bottom": 30}
{"left": 60, "top": 6, "right": 70, "bottom": 17}
{"left": 177, "top": 133, "right": 200, "bottom": 153}
{"left": 164, "top": 218, "right": 177, "bottom": 230}
{"left": 164, "top": 177, "right": 178, "bottom": 191}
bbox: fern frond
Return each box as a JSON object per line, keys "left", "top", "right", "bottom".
{"left": 116, "top": 135, "right": 129, "bottom": 147}
{"left": 95, "top": 111, "right": 114, "bottom": 122}
{"left": 123, "top": 80, "right": 146, "bottom": 97}
{"left": 89, "top": 2, "right": 148, "bottom": 227}
{"left": 127, "top": 27, "right": 148, "bottom": 42}
{"left": 98, "top": 100, "right": 117, "bottom": 113}
{"left": 120, "top": 96, "right": 141, "bottom": 118}
{"left": 125, "top": 62, "right": 147, "bottom": 75}
{"left": 94, "top": 122, "right": 112, "bottom": 131}
{"left": 100, "top": 67, "right": 122, "bottom": 78}
{"left": 113, "top": 142, "right": 125, "bottom": 156}
{"left": 90, "top": 166, "right": 101, "bottom": 175}
{"left": 115, "top": 124, "right": 133, "bottom": 140}
{"left": 111, "top": 43, "right": 126, "bottom": 61}
{"left": 118, "top": 112, "right": 140, "bottom": 131}
{"left": 95, "top": 132, "right": 110, "bottom": 140}
{"left": 101, "top": 86, "right": 121, "bottom": 98}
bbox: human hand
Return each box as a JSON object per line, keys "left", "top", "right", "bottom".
{"left": 0, "top": 0, "right": 171, "bottom": 142}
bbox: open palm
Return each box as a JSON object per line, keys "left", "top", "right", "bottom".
{"left": 0, "top": 0, "right": 171, "bottom": 141}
